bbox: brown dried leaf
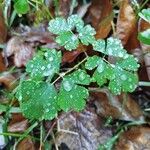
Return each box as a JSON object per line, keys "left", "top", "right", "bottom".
{"left": 87, "top": 0, "right": 112, "bottom": 39}
{"left": 8, "top": 114, "right": 28, "bottom": 133}
{"left": 139, "top": 19, "right": 150, "bottom": 80}
{"left": 56, "top": 108, "right": 112, "bottom": 150}
{"left": 5, "top": 36, "right": 35, "bottom": 67}
{"left": 0, "top": 72, "right": 16, "bottom": 89}
{"left": 0, "top": 8, "right": 7, "bottom": 71}
{"left": 0, "top": 8, "right": 7, "bottom": 43}
{"left": 58, "top": 0, "right": 71, "bottom": 17}
{"left": 17, "top": 137, "right": 35, "bottom": 150}
{"left": 62, "top": 44, "right": 86, "bottom": 63}
{"left": 0, "top": 53, "right": 6, "bottom": 72}
{"left": 115, "top": 126, "right": 150, "bottom": 150}
{"left": 92, "top": 90, "right": 144, "bottom": 121}
{"left": 116, "top": 0, "right": 136, "bottom": 45}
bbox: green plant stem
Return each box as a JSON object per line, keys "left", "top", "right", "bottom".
{"left": 138, "top": 81, "right": 150, "bottom": 86}
{"left": 140, "top": 0, "right": 149, "bottom": 11}
{"left": 52, "top": 57, "right": 88, "bottom": 84}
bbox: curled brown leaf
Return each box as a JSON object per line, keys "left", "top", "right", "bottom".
{"left": 116, "top": 0, "right": 136, "bottom": 45}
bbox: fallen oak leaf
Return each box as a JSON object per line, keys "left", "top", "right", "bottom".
{"left": 116, "top": 0, "right": 136, "bottom": 45}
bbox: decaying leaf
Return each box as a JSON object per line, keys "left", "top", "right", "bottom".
{"left": 92, "top": 91, "right": 144, "bottom": 121}
{"left": 0, "top": 8, "right": 7, "bottom": 71}
{"left": 8, "top": 114, "right": 28, "bottom": 133}
{"left": 0, "top": 8, "right": 7, "bottom": 43}
{"left": 56, "top": 108, "right": 112, "bottom": 150}
{"left": 17, "top": 137, "right": 35, "bottom": 150}
{"left": 5, "top": 36, "right": 35, "bottom": 67}
{"left": 87, "top": 0, "right": 113, "bottom": 39}
{"left": 0, "top": 53, "right": 6, "bottom": 72}
{"left": 116, "top": 0, "right": 136, "bottom": 45}
{"left": 139, "top": 19, "right": 150, "bottom": 80}
{"left": 115, "top": 126, "right": 150, "bottom": 150}
{"left": 0, "top": 72, "right": 16, "bottom": 89}
{"left": 58, "top": 0, "right": 71, "bottom": 17}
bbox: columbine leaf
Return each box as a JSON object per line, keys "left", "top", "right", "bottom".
{"left": 56, "top": 31, "right": 79, "bottom": 50}
{"left": 57, "top": 69, "right": 90, "bottom": 111}
{"left": 138, "top": 8, "right": 150, "bottom": 23}
{"left": 57, "top": 84, "right": 89, "bottom": 112}
{"left": 78, "top": 25, "right": 96, "bottom": 45}
{"left": 93, "top": 62, "right": 114, "bottom": 86}
{"left": 16, "top": 80, "right": 58, "bottom": 120}
{"left": 116, "top": 56, "right": 140, "bottom": 71}
{"left": 65, "top": 69, "right": 91, "bottom": 85}
{"left": 106, "top": 37, "right": 128, "bottom": 58}
{"left": 14, "top": 0, "right": 29, "bottom": 15}
{"left": 85, "top": 56, "right": 101, "bottom": 70}
{"left": 93, "top": 37, "right": 129, "bottom": 58}
{"left": 67, "top": 14, "right": 84, "bottom": 31}
{"left": 26, "top": 49, "right": 61, "bottom": 80}
{"left": 108, "top": 68, "right": 138, "bottom": 95}
{"left": 92, "top": 39, "right": 105, "bottom": 53}
{"left": 48, "top": 17, "right": 69, "bottom": 34}
{"left": 138, "top": 29, "right": 150, "bottom": 45}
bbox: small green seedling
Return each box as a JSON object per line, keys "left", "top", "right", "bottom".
{"left": 16, "top": 15, "right": 140, "bottom": 120}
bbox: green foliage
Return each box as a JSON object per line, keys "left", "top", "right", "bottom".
{"left": 26, "top": 48, "right": 61, "bottom": 80}
{"left": 138, "top": 8, "right": 150, "bottom": 45}
{"left": 138, "top": 29, "right": 150, "bottom": 45}
{"left": 14, "top": 0, "right": 30, "bottom": 15}
{"left": 92, "top": 38, "right": 128, "bottom": 58}
{"left": 138, "top": 8, "right": 150, "bottom": 23}
{"left": 16, "top": 14, "right": 140, "bottom": 121}
{"left": 16, "top": 80, "right": 58, "bottom": 120}
{"left": 48, "top": 15, "right": 96, "bottom": 50}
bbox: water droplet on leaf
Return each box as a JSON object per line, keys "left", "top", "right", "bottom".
{"left": 63, "top": 80, "right": 74, "bottom": 92}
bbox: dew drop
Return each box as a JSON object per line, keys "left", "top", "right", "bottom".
{"left": 120, "top": 74, "right": 127, "bottom": 81}
{"left": 97, "top": 64, "right": 104, "bottom": 73}
{"left": 70, "top": 95, "right": 73, "bottom": 99}
{"left": 41, "top": 66, "right": 45, "bottom": 70}
{"left": 49, "top": 57, "right": 53, "bottom": 61}
{"left": 45, "top": 108, "right": 49, "bottom": 112}
{"left": 63, "top": 80, "right": 74, "bottom": 92}
{"left": 47, "top": 64, "right": 51, "bottom": 69}
{"left": 78, "top": 72, "right": 86, "bottom": 81}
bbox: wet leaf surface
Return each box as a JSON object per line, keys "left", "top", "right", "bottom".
{"left": 56, "top": 108, "right": 112, "bottom": 150}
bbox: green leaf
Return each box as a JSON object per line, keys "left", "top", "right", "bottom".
{"left": 14, "top": 0, "right": 29, "bottom": 15}
{"left": 48, "top": 17, "right": 69, "bottom": 34}
{"left": 93, "top": 37, "right": 129, "bottom": 58}
{"left": 57, "top": 84, "right": 89, "bottom": 112}
{"left": 78, "top": 25, "right": 96, "bottom": 45}
{"left": 139, "top": 8, "right": 150, "bottom": 23}
{"left": 67, "top": 14, "right": 84, "bottom": 31}
{"left": 16, "top": 80, "right": 58, "bottom": 120}
{"left": 85, "top": 56, "right": 101, "bottom": 70}
{"left": 26, "top": 49, "right": 61, "bottom": 80}
{"left": 116, "top": 56, "right": 140, "bottom": 71}
{"left": 138, "top": 29, "right": 150, "bottom": 45}
{"left": 92, "top": 39, "right": 105, "bottom": 53}
{"left": 57, "top": 69, "right": 90, "bottom": 111}
{"left": 106, "top": 37, "right": 128, "bottom": 58}
{"left": 56, "top": 31, "right": 79, "bottom": 50}
{"left": 65, "top": 69, "right": 91, "bottom": 85}
{"left": 108, "top": 68, "right": 138, "bottom": 95}
{"left": 93, "top": 62, "right": 114, "bottom": 86}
